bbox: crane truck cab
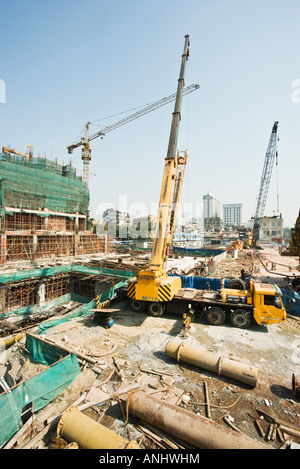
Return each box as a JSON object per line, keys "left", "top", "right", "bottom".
{"left": 214, "top": 279, "right": 286, "bottom": 328}
{"left": 160, "top": 278, "right": 286, "bottom": 329}
{"left": 248, "top": 280, "right": 286, "bottom": 326}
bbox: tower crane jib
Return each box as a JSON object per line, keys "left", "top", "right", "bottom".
{"left": 67, "top": 83, "right": 199, "bottom": 187}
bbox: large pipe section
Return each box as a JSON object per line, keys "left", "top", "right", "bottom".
{"left": 57, "top": 406, "right": 139, "bottom": 449}
{"left": 0, "top": 332, "right": 26, "bottom": 352}
{"left": 126, "top": 390, "right": 270, "bottom": 450}
{"left": 165, "top": 341, "right": 258, "bottom": 387}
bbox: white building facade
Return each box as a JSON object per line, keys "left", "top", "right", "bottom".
{"left": 223, "top": 204, "right": 243, "bottom": 227}
{"left": 102, "top": 208, "right": 130, "bottom": 226}
{"left": 259, "top": 215, "right": 284, "bottom": 243}
{"left": 203, "top": 192, "right": 221, "bottom": 218}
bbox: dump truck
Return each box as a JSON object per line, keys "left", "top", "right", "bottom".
{"left": 164, "top": 279, "right": 286, "bottom": 329}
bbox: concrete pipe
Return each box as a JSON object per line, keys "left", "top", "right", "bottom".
{"left": 0, "top": 333, "right": 26, "bottom": 351}
{"left": 126, "top": 390, "right": 271, "bottom": 450}
{"left": 165, "top": 341, "right": 258, "bottom": 387}
{"left": 57, "top": 406, "right": 139, "bottom": 449}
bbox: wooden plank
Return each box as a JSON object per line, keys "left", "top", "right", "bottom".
{"left": 29, "top": 333, "right": 98, "bottom": 365}
{"left": 203, "top": 382, "right": 211, "bottom": 419}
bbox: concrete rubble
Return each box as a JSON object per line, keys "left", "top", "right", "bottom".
{"left": 0, "top": 246, "right": 299, "bottom": 450}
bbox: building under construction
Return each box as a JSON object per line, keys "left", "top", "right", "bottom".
{"left": 0, "top": 147, "right": 109, "bottom": 263}
{"left": 0, "top": 146, "right": 126, "bottom": 323}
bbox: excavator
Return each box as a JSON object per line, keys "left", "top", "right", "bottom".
{"left": 127, "top": 35, "right": 190, "bottom": 317}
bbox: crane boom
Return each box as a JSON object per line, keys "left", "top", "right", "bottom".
{"left": 253, "top": 121, "right": 279, "bottom": 243}
{"left": 127, "top": 34, "right": 191, "bottom": 317}
{"left": 149, "top": 35, "right": 190, "bottom": 272}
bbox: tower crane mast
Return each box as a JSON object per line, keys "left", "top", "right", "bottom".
{"left": 253, "top": 121, "right": 279, "bottom": 244}
{"left": 67, "top": 83, "right": 199, "bottom": 186}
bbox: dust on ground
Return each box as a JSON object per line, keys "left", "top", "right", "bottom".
{"left": 3, "top": 298, "right": 299, "bottom": 449}
{"left": 2, "top": 247, "right": 300, "bottom": 449}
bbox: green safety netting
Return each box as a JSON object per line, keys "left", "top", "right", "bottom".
{"left": 37, "top": 278, "right": 128, "bottom": 333}
{"left": 0, "top": 154, "right": 89, "bottom": 215}
{"left": 0, "top": 264, "right": 135, "bottom": 284}
{"left": 0, "top": 264, "right": 135, "bottom": 321}
{"left": 0, "top": 334, "right": 81, "bottom": 447}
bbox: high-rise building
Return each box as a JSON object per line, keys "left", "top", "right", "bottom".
{"left": 223, "top": 204, "right": 243, "bottom": 227}
{"left": 203, "top": 192, "right": 221, "bottom": 218}
{"left": 203, "top": 192, "right": 221, "bottom": 231}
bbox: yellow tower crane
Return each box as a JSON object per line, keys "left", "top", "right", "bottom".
{"left": 2, "top": 146, "right": 33, "bottom": 160}
{"left": 67, "top": 83, "right": 199, "bottom": 187}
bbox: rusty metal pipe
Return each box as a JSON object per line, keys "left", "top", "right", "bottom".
{"left": 57, "top": 406, "right": 139, "bottom": 449}
{"left": 127, "top": 390, "right": 270, "bottom": 449}
{"left": 292, "top": 373, "right": 300, "bottom": 398}
{"left": 165, "top": 341, "right": 258, "bottom": 387}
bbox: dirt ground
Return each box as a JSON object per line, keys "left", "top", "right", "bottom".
{"left": 3, "top": 297, "right": 299, "bottom": 450}
{"left": 2, "top": 247, "right": 300, "bottom": 450}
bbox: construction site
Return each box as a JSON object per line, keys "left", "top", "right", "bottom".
{"left": 1, "top": 34, "right": 300, "bottom": 453}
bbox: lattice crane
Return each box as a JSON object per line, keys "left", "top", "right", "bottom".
{"left": 252, "top": 121, "right": 279, "bottom": 244}
{"left": 67, "top": 83, "right": 199, "bottom": 187}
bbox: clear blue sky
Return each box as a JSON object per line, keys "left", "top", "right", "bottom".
{"left": 0, "top": 0, "right": 299, "bottom": 227}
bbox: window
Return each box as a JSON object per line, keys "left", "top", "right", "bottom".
{"left": 264, "top": 295, "right": 281, "bottom": 309}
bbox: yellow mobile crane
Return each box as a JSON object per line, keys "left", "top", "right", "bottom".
{"left": 67, "top": 83, "right": 199, "bottom": 187}
{"left": 127, "top": 35, "right": 190, "bottom": 317}
{"left": 125, "top": 36, "right": 286, "bottom": 330}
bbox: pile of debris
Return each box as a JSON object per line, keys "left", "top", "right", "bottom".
{"left": 1, "top": 307, "right": 299, "bottom": 450}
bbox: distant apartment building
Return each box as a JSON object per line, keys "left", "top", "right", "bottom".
{"left": 102, "top": 208, "right": 130, "bottom": 226}
{"left": 258, "top": 215, "right": 284, "bottom": 243}
{"left": 203, "top": 192, "right": 221, "bottom": 231}
{"left": 223, "top": 204, "right": 243, "bottom": 227}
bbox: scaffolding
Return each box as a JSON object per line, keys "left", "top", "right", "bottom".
{"left": 0, "top": 150, "right": 117, "bottom": 265}
{"left": 0, "top": 264, "right": 135, "bottom": 322}
{"left": 4, "top": 279, "right": 38, "bottom": 313}
{"left": 1, "top": 233, "right": 110, "bottom": 264}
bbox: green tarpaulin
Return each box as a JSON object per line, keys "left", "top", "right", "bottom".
{"left": 0, "top": 334, "right": 81, "bottom": 447}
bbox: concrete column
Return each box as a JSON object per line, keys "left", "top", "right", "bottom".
{"left": 75, "top": 215, "right": 79, "bottom": 234}
{"left": 32, "top": 234, "right": 38, "bottom": 262}
{"left": 0, "top": 286, "right": 6, "bottom": 314}
{"left": 37, "top": 282, "right": 46, "bottom": 307}
{"left": 74, "top": 234, "right": 80, "bottom": 256}
{"left": 44, "top": 216, "right": 49, "bottom": 230}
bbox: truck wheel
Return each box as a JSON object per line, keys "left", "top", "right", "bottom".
{"left": 205, "top": 307, "right": 226, "bottom": 325}
{"left": 147, "top": 302, "right": 165, "bottom": 317}
{"left": 230, "top": 309, "right": 251, "bottom": 329}
{"left": 229, "top": 279, "right": 245, "bottom": 290}
{"left": 129, "top": 299, "right": 145, "bottom": 313}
